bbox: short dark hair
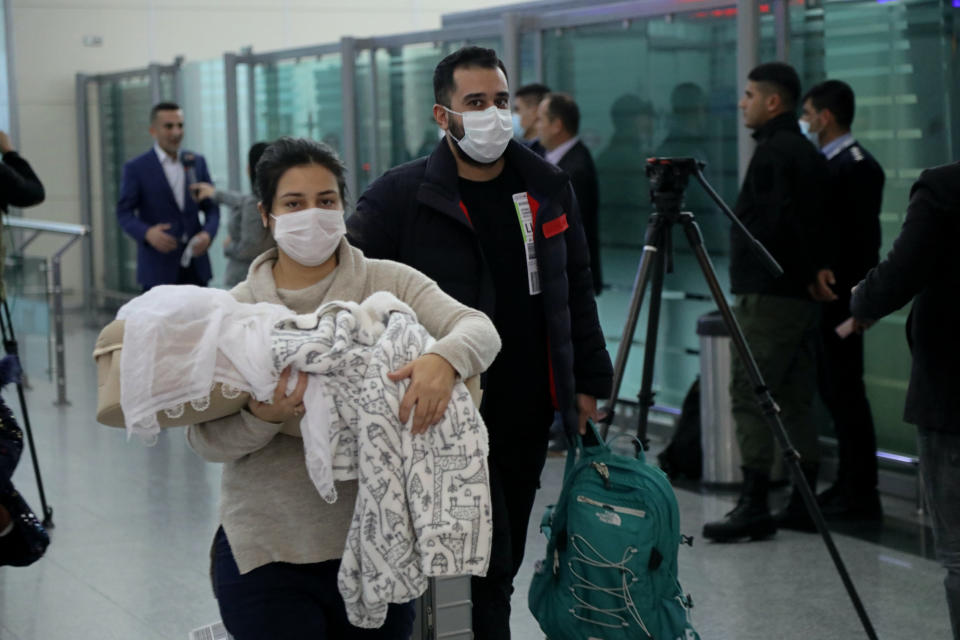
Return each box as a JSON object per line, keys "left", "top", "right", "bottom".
{"left": 255, "top": 137, "right": 348, "bottom": 213}
{"left": 515, "top": 83, "right": 551, "bottom": 105}
{"left": 247, "top": 141, "right": 270, "bottom": 194}
{"left": 433, "top": 46, "right": 508, "bottom": 107}
{"left": 747, "top": 62, "right": 801, "bottom": 111}
{"left": 802, "top": 80, "right": 855, "bottom": 130}
{"left": 149, "top": 101, "right": 181, "bottom": 123}
{"left": 543, "top": 93, "right": 580, "bottom": 136}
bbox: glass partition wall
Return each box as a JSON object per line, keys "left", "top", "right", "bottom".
{"left": 541, "top": 11, "right": 742, "bottom": 409}
{"left": 94, "top": 64, "right": 180, "bottom": 296}
{"left": 78, "top": 0, "right": 960, "bottom": 460}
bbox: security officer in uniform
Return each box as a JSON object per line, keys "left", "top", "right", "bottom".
{"left": 802, "top": 79, "right": 885, "bottom": 522}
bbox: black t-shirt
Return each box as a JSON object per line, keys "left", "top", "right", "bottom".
{"left": 458, "top": 162, "right": 554, "bottom": 440}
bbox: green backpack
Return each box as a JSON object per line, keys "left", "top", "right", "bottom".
{"left": 528, "top": 423, "right": 701, "bottom": 640}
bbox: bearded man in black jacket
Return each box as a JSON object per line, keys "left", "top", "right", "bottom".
{"left": 703, "top": 62, "right": 830, "bottom": 542}
{"left": 347, "top": 46, "right": 612, "bottom": 640}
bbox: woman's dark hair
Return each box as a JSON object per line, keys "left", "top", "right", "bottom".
{"left": 254, "top": 137, "right": 348, "bottom": 212}
{"left": 247, "top": 141, "right": 269, "bottom": 194}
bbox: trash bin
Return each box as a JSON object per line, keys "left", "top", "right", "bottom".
{"left": 697, "top": 310, "right": 740, "bottom": 486}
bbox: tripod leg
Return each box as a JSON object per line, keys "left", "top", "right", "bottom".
{"left": 678, "top": 213, "right": 877, "bottom": 640}
{"left": 634, "top": 246, "right": 666, "bottom": 450}
{"left": 601, "top": 215, "right": 665, "bottom": 439}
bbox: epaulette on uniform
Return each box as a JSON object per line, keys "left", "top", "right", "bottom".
{"left": 850, "top": 145, "right": 865, "bottom": 162}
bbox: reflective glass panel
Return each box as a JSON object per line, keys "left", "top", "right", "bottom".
{"left": 807, "top": 0, "right": 959, "bottom": 455}
{"left": 99, "top": 75, "right": 159, "bottom": 294}
{"left": 182, "top": 59, "right": 229, "bottom": 288}
{"left": 543, "top": 12, "right": 739, "bottom": 408}
{"left": 252, "top": 55, "right": 343, "bottom": 150}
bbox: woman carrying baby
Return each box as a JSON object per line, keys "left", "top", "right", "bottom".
{"left": 187, "top": 137, "right": 500, "bottom": 640}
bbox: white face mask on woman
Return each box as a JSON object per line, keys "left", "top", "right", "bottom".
{"left": 270, "top": 207, "right": 345, "bottom": 267}
{"left": 444, "top": 105, "right": 514, "bottom": 164}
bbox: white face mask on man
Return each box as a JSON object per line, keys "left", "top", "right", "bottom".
{"left": 444, "top": 105, "right": 514, "bottom": 164}
{"left": 270, "top": 207, "right": 345, "bottom": 267}
{"left": 798, "top": 119, "right": 820, "bottom": 148}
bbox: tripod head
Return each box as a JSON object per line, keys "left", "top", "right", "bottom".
{"left": 646, "top": 156, "right": 783, "bottom": 278}
{"left": 645, "top": 157, "right": 705, "bottom": 220}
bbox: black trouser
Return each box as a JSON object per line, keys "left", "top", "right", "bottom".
{"left": 471, "top": 417, "right": 551, "bottom": 640}
{"left": 213, "top": 528, "right": 416, "bottom": 640}
{"left": 818, "top": 297, "right": 878, "bottom": 497}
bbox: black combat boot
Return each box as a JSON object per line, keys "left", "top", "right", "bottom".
{"left": 703, "top": 467, "right": 777, "bottom": 541}
{"left": 773, "top": 463, "right": 820, "bottom": 533}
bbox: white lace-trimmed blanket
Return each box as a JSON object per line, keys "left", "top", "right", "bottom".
{"left": 116, "top": 285, "right": 291, "bottom": 444}
{"left": 116, "top": 286, "right": 492, "bottom": 629}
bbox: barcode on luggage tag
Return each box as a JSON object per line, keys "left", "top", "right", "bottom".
{"left": 513, "top": 191, "right": 541, "bottom": 296}
{"left": 189, "top": 621, "right": 230, "bottom": 640}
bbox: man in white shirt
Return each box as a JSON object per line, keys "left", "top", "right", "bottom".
{"left": 116, "top": 102, "right": 220, "bottom": 290}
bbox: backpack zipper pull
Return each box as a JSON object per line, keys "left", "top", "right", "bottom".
{"left": 592, "top": 461, "right": 610, "bottom": 488}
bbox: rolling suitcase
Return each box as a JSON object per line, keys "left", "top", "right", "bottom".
{"left": 411, "top": 576, "right": 473, "bottom": 639}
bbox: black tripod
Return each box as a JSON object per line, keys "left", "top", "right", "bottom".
{"left": 599, "top": 158, "right": 877, "bottom": 639}
{"left": 0, "top": 298, "right": 53, "bottom": 528}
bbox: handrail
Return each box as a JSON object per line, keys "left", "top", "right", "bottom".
{"left": 3, "top": 216, "right": 89, "bottom": 236}
{"left": 3, "top": 215, "right": 91, "bottom": 406}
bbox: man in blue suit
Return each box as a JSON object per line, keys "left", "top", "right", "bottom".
{"left": 116, "top": 102, "right": 219, "bottom": 290}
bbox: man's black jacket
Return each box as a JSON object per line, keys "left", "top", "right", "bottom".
{"left": 824, "top": 139, "right": 885, "bottom": 293}
{"left": 347, "top": 139, "right": 613, "bottom": 436}
{"left": 731, "top": 112, "right": 829, "bottom": 297}
{"left": 851, "top": 161, "right": 960, "bottom": 433}
{"left": 0, "top": 151, "right": 44, "bottom": 212}
{"left": 557, "top": 140, "right": 602, "bottom": 295}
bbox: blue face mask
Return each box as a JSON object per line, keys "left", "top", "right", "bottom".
{"left": 512, "top": 112, "right": 524, "bottom": 138}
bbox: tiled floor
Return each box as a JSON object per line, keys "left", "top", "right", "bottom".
{"left": 0, "top": 319, "right": 951, "bottom": 639}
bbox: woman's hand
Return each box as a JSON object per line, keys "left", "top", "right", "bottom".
{"left": 247, "top": 367, "right": 308, "bottom": 424}
{"left": 388, "top": 354, "right": 457, "bottom": 435}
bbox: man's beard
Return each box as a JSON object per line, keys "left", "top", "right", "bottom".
{"left": 446, "top": 119, "right": 503, "bottom": 168}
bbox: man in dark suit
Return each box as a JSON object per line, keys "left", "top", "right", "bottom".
{"left": 537, "top": 92, "right": 602, "bottom": 295}
{"left": 851, "top": 161, "right": 960, "bottom": 640}
{"left": 116, "top": 102, "right": 219, "bottom": 290}
{"left": 802, "top": 80, "right": 885, "bottom": 522}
